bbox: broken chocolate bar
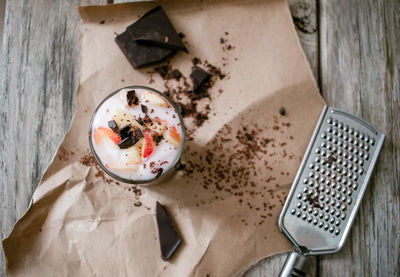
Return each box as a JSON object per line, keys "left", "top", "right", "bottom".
{"left": 156, "top": 202, "right": 182, "bottom": 261}
{"left": 108, "top": 120, "right": 119, "bottom": 132}
{"left": 190, "top": 66, "right": 211, "bottom": 92}
{"left": 115, "top": 30, "right": 174, "bottom": 68}
{"left": 118, "top": 136, "right": 139, "bottom": 149}
{"left": 127, "top": 6, "right": 187, "bottom": 52}
{"left": 127, "top": 90, "right": 136, "bottom": 106}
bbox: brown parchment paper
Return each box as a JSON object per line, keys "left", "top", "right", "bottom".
{"left": 3, "top": 0, "right": 325, "bottom": 276}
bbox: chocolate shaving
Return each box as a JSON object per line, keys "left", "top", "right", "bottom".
{"left": 141, "top": 104, "right": 148, "bottom": 114}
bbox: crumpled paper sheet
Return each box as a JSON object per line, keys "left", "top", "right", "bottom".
{"left": 2, "top": 0, "right": 325, "bottom": 276}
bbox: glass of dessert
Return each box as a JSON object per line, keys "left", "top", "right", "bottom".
{"left": 89, "top": 86, "right": 185, "bottom": 185}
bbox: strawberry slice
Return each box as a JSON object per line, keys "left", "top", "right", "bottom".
{"left": 142, "top": 131, "right": 154, "bottom": 158}
{"left": 94, "top": 127, "right": 121, "bottom": 145}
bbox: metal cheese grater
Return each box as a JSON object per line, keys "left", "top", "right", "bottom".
{"left": 278, "top": 106, "right": 385, "bottom": 277}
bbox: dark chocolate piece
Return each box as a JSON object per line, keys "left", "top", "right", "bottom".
{"left": 155, "top": 168, "right": 163, "bottom": 179}
{"left": 141, "top": 104, "right": 148, "bottom": 114}
{"left": 117, "top": 125, "right": 131, "bottom": 139}
{"left": 136, "top": 117, "right": 144, "bottom": 126}
{"left": 135, "top": 128, "right": 144, "bottom": 139}
{"left": 175, "top": 162, "right": 186, "bottom": 171}
{"left": 127, "top": 90, "right": 136, "bottom": 106}
{"left": 155, "top": 65, "right": 169, "bottom": 78}
{"left": 127, "top": 6, "right": 187, "bottom": 52}
{"left": 156, "top": 201, "right": 182, "bottom": 261}
{"left": 154, "top": 135, "right": 162, "bottom": 143}
{"left": 133, "top": 96, "right": 139, "bottom": 105}
{"left": 108, "top": 120, "right": 119, "bottom": 132}
{"left": 143, "top": 115, "right": 152, "bottom": 124}
{"left": 190, "top": 66, "right": 211, "bottom": 92}
{"left": 115, "top": 30, "right": 174, "bottom": 68}
{"left": 172, "top": 69, "right": 182, "bottom": 80}
{"left": 279, "top": 107, "right": 286, "bottom": 116}
{"left": 118, "top": 136, "right": 139, "bottom": 149}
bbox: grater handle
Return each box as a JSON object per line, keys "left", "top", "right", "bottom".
{"left": 279, "top": 251, "right": 312, "bottom": 277}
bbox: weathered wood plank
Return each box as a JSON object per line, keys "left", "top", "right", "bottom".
{"left": 0, "top": 1, "right": 107, "bottom": 275}
{"left": 319, "top": 0, "right": 400, "bottom": 276}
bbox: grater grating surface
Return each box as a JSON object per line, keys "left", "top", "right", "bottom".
{"left": 279, "top": 106, "right": 385, "bottom": 257}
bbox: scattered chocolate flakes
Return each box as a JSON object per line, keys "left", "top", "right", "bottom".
{"left": 155, "top": 65, "right": 169, "bottom": 77}
{"left": 155, "top": 168, "right": 163, "bottom": 178}
{"left": 156, "top": 201, "right": 182, "bottom": 261}
{"left": 279, "top": 107, "right": 286, "bottom": 116}
{"left": 141, "top": 104, "right": 148, "bottom": 113}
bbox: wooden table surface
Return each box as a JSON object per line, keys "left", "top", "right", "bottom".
{"left": 0, "top": 0, "right": 398, "bottom": 276}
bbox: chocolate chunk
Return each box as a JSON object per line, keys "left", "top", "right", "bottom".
{"left": 156, "top": 202, "right": 182, "bottom": 261}
{"left": 127, "top": 6, "right": 187, "bottom": 52}
{"left": 154, "top": 135, "right": 163, "bottom": 143}
{"left": 127, "top": 90, "right": 136, "bottom": 106}
{"left": 115, "top": 30, "right": 174, "bottom": 68}
{"left": 190, "top": 66, "right": 211, "bottom": 92}
{"left": 279, "top": 107, "right": 286, "bottom": 116}
{"left": 172, "top": 69, "right": 182, "bottom": 80}
{"left": 141, "top": 104, "right": 148, "bottom": 114}
{"left": 143, "top": 115, "right": 152, "bottom": 124}
{"left": 192, "top": 57, "right": 200, "bottom": 65}
{"left": 155, "top": 65, "right": 169, "bottom": 78}
{"left": 118, "top": 136, "right": 139, "bottom": 149}
{"left": 108, "top": 120, "right": 119, "bottom": 132}
{"left": 136, "top": 117, "right": 144, "bottom": 126}
{"left": 135, "top": 128, "right": 144, "bottom": 139}
{"left": 117, "top": 125, "right": 131, "bottom": 139}
{"left": 133, "top": 96, "right": 139, "bottom": 105}
{"left": 155, "top": 168, "right": 163, "bottom": 179}
{"left": 175, "top": 162, "right": 186, "bottom": 171}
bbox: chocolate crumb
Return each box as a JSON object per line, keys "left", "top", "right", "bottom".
{"left": 178, "top": 32, "right": 185, "bottom": 39}
{"left": 155, "top": 168, "right": 163, "bottom": 178}
{"left": 136, "top": 117, "right": 144, "bottom": 126}
{"left": 279, "top": 107, "right": 286, "bottom": 116}
{"left": 100, "top": 20, "right": 105, "bottom": 24}
{"left": 141, "top": 104, "right": 148, "bottom": 114}
{"left": 175, "top": 162, "right": 186, "bottom": 171}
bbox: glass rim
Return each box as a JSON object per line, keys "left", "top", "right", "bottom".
{"left": 88, "top": 85, "right": 186, "bottom": 185}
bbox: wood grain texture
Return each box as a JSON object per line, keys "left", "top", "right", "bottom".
{"left": 319, "top": 0, "right": 400, "bottom": 276}
{"left": 0, "top": 1, "right": 107, "bottom": 276}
